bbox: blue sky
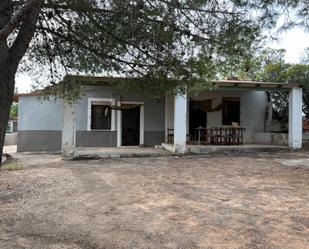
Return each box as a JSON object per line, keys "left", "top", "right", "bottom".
{"left": 16, "top": 27, "right": 309, "bottom": 93}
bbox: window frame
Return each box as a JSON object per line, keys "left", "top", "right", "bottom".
{"left": 87, "top": 98, "right": 115, "bottom": 131}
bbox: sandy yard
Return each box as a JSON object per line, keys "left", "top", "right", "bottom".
{"left": 0, "top": 151, "right": 308, "bottom": 249}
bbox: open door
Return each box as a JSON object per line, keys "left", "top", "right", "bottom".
{"left": 122, "top": 107, "right": 140, "bottom": 146}
{"left": 189, "top": 100, "right": 207, "bottom": 138}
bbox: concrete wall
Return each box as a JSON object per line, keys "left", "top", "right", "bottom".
{"left": 4, "top": 133, "right": 18, "bottom": 146}
{"left": 75, "top": 86, "right": 165, "bottom": 147}
{"left": 18, "top": 96, "right": 64, "bottom": 152}
{"left": 165, "top": 90, "right": 268, "bottom": 143}
{"left": 18, "top": 86, "right": 165, "bottom": 151}
{"left": 253, "top": 132, "right": 288, "bottom": 146}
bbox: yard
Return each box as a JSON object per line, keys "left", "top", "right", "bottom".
{"left": 0, "top": 152, "right": 308, "bottom": 249}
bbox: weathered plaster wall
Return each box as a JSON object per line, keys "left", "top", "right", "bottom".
{"left": 165, "top": 90, "right": 268, "bottom": 143}
{"left": 75, "top": 86, "right": 165, "bottom": 146}
{"left": 18, "top": 96, "right": 63, "bottom": 152}
{"left": 18, "top": 96, "right": 64, "bottom": 131}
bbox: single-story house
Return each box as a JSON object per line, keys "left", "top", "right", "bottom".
{"left": 17, "top": 76, "right": 303, "bottom": 157}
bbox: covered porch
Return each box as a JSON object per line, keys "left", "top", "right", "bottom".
{"left": 164, "top": 80, "right": 303, "bottom": 153}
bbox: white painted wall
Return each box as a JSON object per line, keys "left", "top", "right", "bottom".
{"left": 165, "top": 90, "right": 269, "bottom": 144}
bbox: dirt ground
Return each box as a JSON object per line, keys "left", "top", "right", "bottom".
{"left": 0, "top": 152, "right": 308, "bottom": 249}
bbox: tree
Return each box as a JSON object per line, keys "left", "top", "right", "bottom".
{"left": 231, "top": 48, "right": 309, "bottom": 123}
{"left": 0, "top": 0, "right": 306, "bottom": 166}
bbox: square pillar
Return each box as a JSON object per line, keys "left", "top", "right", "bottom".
{"left": 289, "top": 87, "right": 303, "bottom": 149}
{"left": 62, "top": 101, "right": 76, "bottom": 159}
{"left": 174, "top": 89, "right": 187, "bottom": 154}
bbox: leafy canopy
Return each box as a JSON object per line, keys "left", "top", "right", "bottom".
{"left": 14, "top": 0, "right": 305, "bottom": 97}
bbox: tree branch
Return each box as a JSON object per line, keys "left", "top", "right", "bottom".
{"left": 9, "top": 0, "right": 42, "bottom": 70}
{"left": 0, "top": 0, "right": 41, "bottom": 40}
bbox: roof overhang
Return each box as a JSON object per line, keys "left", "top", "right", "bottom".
{"left": 14, "top": 76, "right": 302, "bottom": 101}
{"left": 213, "top": 79, "right": 301, "bottom": 91}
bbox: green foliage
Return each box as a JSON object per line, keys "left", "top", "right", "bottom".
{"left": 235, "top": 48, "right": 309, "bottom": 119}
{"left": 10, "top": 104, "right": 18, "bottom": 118}
{"left": 22, "top": 0, "right": 296, "bottom": 99}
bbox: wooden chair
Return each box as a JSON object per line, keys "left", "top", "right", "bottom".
{"left": 167, "top": 128, "right": 174, "bottom": 143}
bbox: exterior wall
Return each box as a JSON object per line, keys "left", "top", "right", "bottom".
{"left": 17, "top": 85, "right": 165, "bottom": 152}
{"left": 4, "top": 133, "right": 18, "bottom": 146}
{"left": 165, "top": 90, "right": 268, "bottom": 144}
{"left": 75, "top": 86, "right": 165, "bottom": 147}
{"left": 191, "top": 90, "right": 268, "bottom": 143}
{"left": 17, "top": 96, "right": 63, "bottom": 152}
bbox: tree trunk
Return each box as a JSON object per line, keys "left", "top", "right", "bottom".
{"left": 0, "top": 57, "right": 15, "bottom": 168}
{"left": 0, "top": 0, "right": 42, "bottom": 168}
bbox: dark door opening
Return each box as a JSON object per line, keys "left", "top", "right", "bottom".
{"left": 122, "top": 107, "right": 140, "bottom": 146}
{"left": 189, "top": 100, "right": 207, "bottom": 138}
{"left": 222, "top": 98, "right": 240, "bottom": 125}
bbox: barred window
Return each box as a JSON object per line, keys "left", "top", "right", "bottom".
{"left": 91, "top": 104, "right": 111, "bottom": 130}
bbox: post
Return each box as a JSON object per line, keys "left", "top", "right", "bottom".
{"left": 174, "top": 89, "right": 187, "bottom": 154}
{"left": 288, "top": 87, "right": 303, "bottom": 149}
{"left": 62, "top": 101, "right": 76, "bottom": 159}
{"left": 117, "top": 101, "right": 122, "bottom": 147}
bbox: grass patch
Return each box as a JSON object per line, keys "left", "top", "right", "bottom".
{"left": 2, "top": 162, "right": 22, "bottom": 171}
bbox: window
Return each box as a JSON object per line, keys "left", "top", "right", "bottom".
{"left": 91, "top": 104, "right": 111, "bottom": 130}
{"left": 222, "top": 98, "right": 240, "bottom": 125}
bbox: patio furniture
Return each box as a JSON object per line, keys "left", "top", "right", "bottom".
{"left": 194, "top": 126, "right": 207, "bottom": 145}
{"left": 167, "top": 128, "right": 192, "bottom": 144}
{"left": 167, "top": 128, "right": 174, "bottom": 143}
{"left": 205, "top": 127, "right": 245, "bottom": 145}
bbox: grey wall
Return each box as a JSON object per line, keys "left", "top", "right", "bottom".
{"left": 75, "top": 86, "right": 165, "bottom": 132}
{"left": 75, "top": 86, "right": 165, "bottom": 146}
{"left": 76, "top": 131, "right": 117, "bottom": 147}
{"left": 18, "top": 131, "right": 62, "bottom": 152}
{"left": 18, "top": 96, "right": 64, "bottom": 152}
{"left": 18, "top": 85, "right": 166, "bottom": 151}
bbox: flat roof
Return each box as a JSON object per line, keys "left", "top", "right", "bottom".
{"left": 213, "top": 79, "right": 301, "bottom": 89}
{"left": 15, "top": 76, "right": 301, "bottom": 100}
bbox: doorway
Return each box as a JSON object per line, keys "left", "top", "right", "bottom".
{"left": 189, "top": 100, "right": 207, "bottom": 138}
{"left": 122, "top": 107, "right": 140, "bottom": 146}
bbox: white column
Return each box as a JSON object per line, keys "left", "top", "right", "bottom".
{"left": 289, "top": 87, "right": 303, "bottom": 149}
{"left": 117, "top": 101, "right": 122, "bottom": 147}
{"left": 174, "top": 89, "right": 187, "bottom": 154}
{"left": 140, "top": 105, "right": 144, "bottom": 146}
{"left": 111, "top": 98, "right": 117, "bottom": 131}
{"left": 164, "top": 94, "right": 169, "bottom": 143}
{"left": 62, "top": 101, "right": 76, "bottom": 159}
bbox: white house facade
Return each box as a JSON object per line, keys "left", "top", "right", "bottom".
{"left": 17, "top": 76, "right": 303, "bottom": 157}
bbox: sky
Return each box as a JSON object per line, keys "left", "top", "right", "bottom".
{"left": 15, "top": 27, "right": 309, "bottom": 93}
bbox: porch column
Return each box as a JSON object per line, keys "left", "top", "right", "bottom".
{"left": 116, "top": 100, "right": 122, "bottom": 147}
{"left": 62, "top": 101, "right": 76, "bottom": 159}
{"left": 174, "top": 89, "right": 187, "bottom": 154}
{"left": 288, "top": 87, "right": 303, "bottom": 149}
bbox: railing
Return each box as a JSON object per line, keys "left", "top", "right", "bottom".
{"left": 167, "top": 127, "right": 245, "bottom": 145}
{"left": 194, "top": 127, "right": 245, "bottom": 145}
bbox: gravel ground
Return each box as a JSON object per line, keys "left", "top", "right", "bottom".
{"left": 0, "top": 151, "right": 309, "bottom": 249}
